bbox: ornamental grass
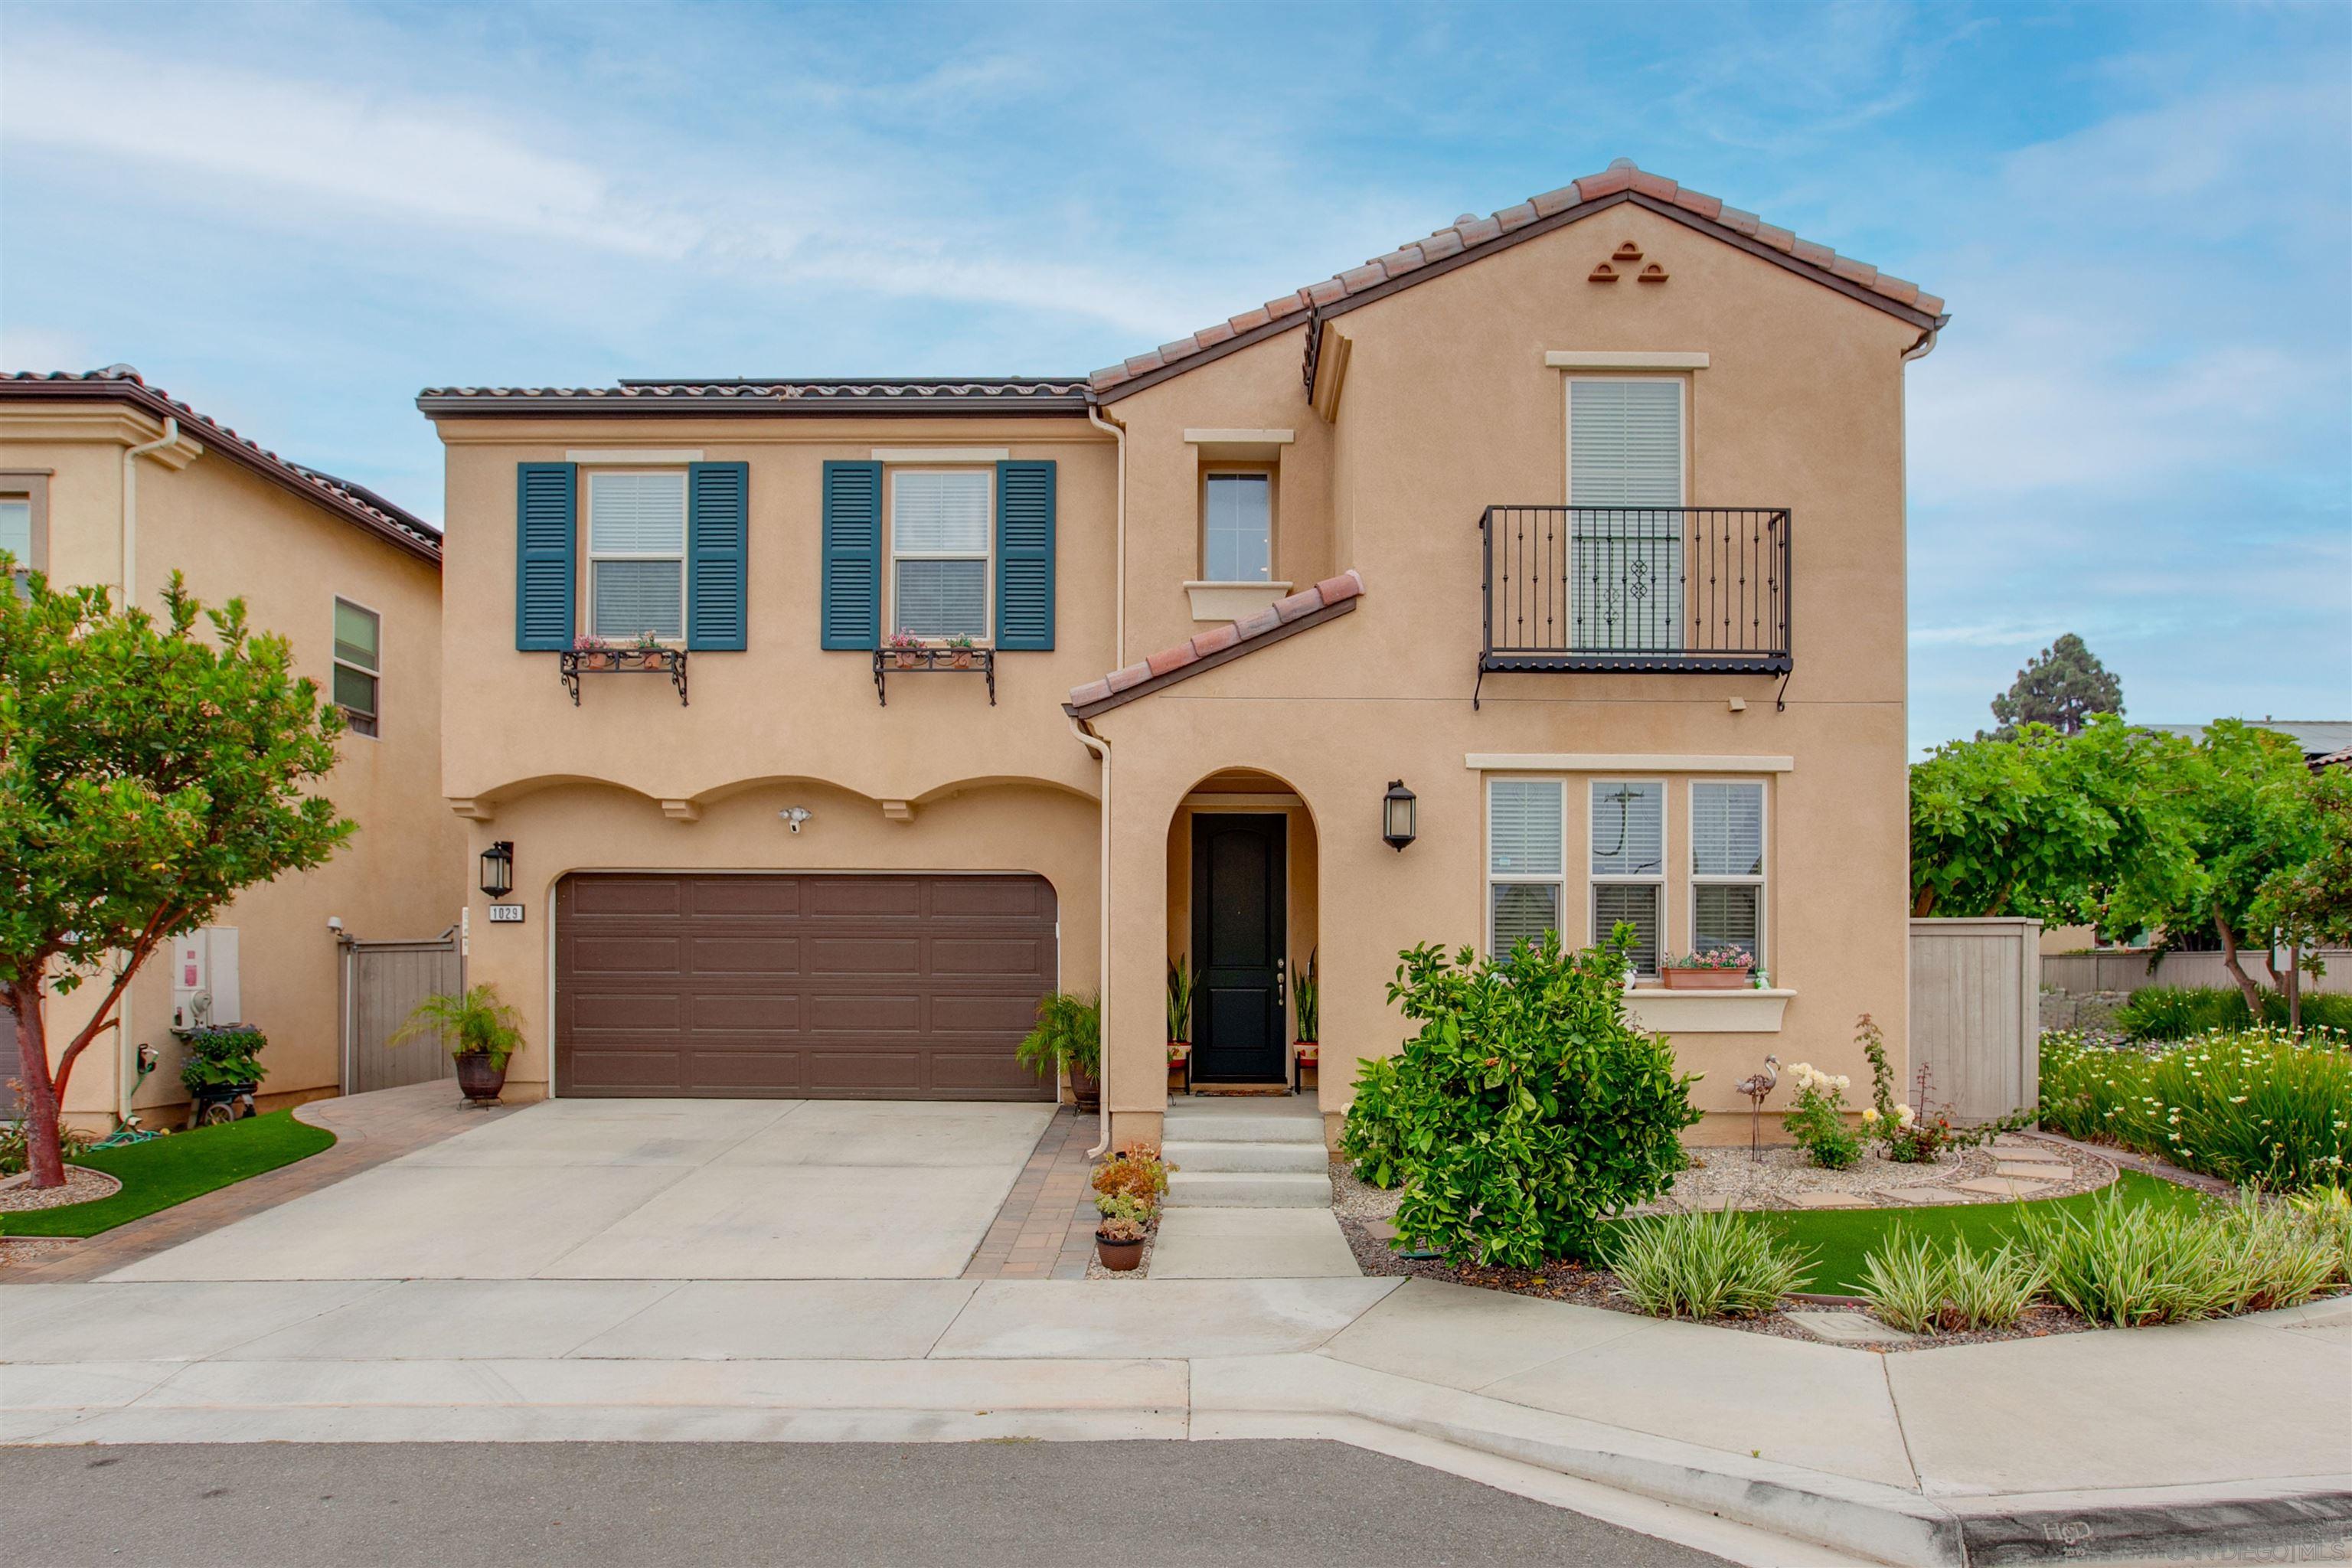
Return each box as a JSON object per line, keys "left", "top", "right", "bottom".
{"left": 2038, "top": 1027, "right": 2352, "bottom": 1191}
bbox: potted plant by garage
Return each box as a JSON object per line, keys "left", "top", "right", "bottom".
{"left": 1658, "top": 948, "right": 1757, "bottom": 990}
{"left": 391, "top": 982, "right": 525, "bottom": 1104}
{"left": 1165, "top": 956, "right": 1194, "bottom": 1090}
{"left": 1016, "top": 991, "right": 1101, "bottom": 1112}
{"left": 1291, "top": 948, "right": 1320, "bottom": 1091}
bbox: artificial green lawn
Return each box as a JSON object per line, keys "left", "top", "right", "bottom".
{"left": 1752, "top": 1170, "right": 2210, "bottom": 1295}
{"left": 1, "top": 1109, "right": 336, "bottom": 1238}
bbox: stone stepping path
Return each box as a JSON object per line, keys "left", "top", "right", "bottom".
{"left": 1786, "top": 1309, "right": 1918, "bottom": 1344}
{"left": 1993, "top": 1163, "right": 2070, "bottom": 1182}
{"left": 1884, "top": 1186, "right": 1969, "bottom": 1205}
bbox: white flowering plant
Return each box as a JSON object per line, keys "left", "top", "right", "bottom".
{"left": 1781, "top": 1059, "right": 1862, "bottom": 1169}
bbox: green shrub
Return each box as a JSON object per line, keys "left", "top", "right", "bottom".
{"left": 2289, "top": 1185, "right": 2352, "bottom": 1282}
{"left": 2039, "top": 1027, "right": 2352, "bottom": 1190}
{"left": 2018, "top": 1188, "right": 2340, "bottom": 1327}
{"left": 2117, "top": 985, "right": 2352, "bottom": 1041}
{"left": 1015, "top": 991, "right": 1100, "bottom": 1080}
{"left": 1338, "top": 1054, "right": 1405, "bottom": 1187}
{"left": 0, "top": 1117, "right": 97, "bottom": 1177}
{"left": 1859, "top": 1227, "right": 2043, "bottom": 1334}
{"left": 176, "top": 1025, "right": 267, "bottom": 1093}
{"left": 1780, "top": 1060, "right": 1862, "bottom": 1169}
{"left": 1607, "top": 1210, "right": 1811, "bottom": 1319}
{"left": 390, "top": 984, "right": 524, "bottom": 1067}
{"left": 1345, "top": 931, "right": 1702, "bottom": 1268}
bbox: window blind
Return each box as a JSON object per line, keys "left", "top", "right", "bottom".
{"left": 333, "top": 600, "right": 378, "bottom": 671}
{"left": 1492, "top": 884, "right": 1561, "bottom": 954}
{"left": 1694, "top": 884, "right": 1760, "bottom": 959}
{"left": 1570, "top": 381, "right": 1682, "bottom": 507}
{"left": 1593, "top": 884, "right": 1660, "bottom": 972}
{"left": 593, "top": 560, "right": 684, "bottom": 639}
{"left": 1590, "top": 781, "right": 1664, "bottom": 877}
{"left": 1489, "top": 779, "right": 1563, "bottom": 876}
{"left": 893, "top": 471, "right": 990, "bottom": 554}
{"left": 1690, "top": 782, "right": 1764, "bottom": 876}
{"left": 1570, "top": 380, "right": 1683, "bottom": 652}
{"left": 589, "top": 472, "right": 687, "bottom": 554}
{"left": 1204, "top": 472, "right": 1271, "bottom": 582}
{"left": 894, "top": 560, "right": 987, "bottom": 639}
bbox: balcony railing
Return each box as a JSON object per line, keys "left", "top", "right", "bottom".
{"left": 1478, "top": 505, "right": 1791, "bottom": 701}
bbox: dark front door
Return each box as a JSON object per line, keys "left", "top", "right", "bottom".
{"left": 1191, "top": 813, "right": 1287, "bottom": 1083}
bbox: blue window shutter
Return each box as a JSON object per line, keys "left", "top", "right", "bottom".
{"left": 995, "top": 459, "right": 1055, "bottom": 651}
{"left": 515, "top": 462, "right": 576, "bottom": 651}
{"left": 687, "top": 462, "right": 749, "bottom": 651}
{"left": 821, "top": 461, "right": 882, "bottom": 650}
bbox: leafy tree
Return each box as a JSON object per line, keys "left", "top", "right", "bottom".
{"left": 1, "top": 568, "right": 353, "bottom": 1188}
{"left": 2109, "top": 720, "right": 2322, "bottom": 1022}
{"left": 1982, "top": 633, "right": 2124, "bottom": 740}
{"left": 1339, "top": 929, "right": 1700, "bottom": 1269}
{"left": 2254, "top": 768, "right": 2352, "bottom": 969}
{"left": 1909, "top": 717, "right": 2196, "bottom": 923}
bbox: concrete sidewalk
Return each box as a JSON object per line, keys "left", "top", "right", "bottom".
{"left": 5, "top": 1273, "right": 2347, "bottom": 1565}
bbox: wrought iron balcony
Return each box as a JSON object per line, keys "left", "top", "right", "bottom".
{"left": 1478, "top": 505, "right": 1791, "bottom": 703}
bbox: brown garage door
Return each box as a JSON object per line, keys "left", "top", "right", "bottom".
{"left": 555, "top": 873, "right": 1057, "bottom": 1100}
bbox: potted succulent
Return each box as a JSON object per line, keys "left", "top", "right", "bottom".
{"left": 887, "top": 629, "right": 923, "bottom": 669}
{"left": 1091, "top": 1145, "right": 1171, "bottom": 1271}
{"left": 946, "top": 632, "right": 978, "bottom": 669}
{"left": 1291, "top": 948, "right": 1319, "bottom": 1090}
{"left": 1095, "top": 1202, "right": 1148, "bottom": 1271}
{"left": 391, "top": 982, "right": 525, "bottom": 1104}
{"left": 1659, "top": 948, "right": 1756, "bottom": 991}
{"left": 1015, "top": 991, "right": 1101, "bottom": 1111}
{"left": 1165, "top": 956, "right": 1194, "bottom": 1089}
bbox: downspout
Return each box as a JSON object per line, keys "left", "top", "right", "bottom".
{"left": 1086, "top": 400, "right": 1127, "bottom": 669}
{"left": 115, "top": 414, "right": 178, "bottom": 1127}
{"left": 1069, "top": 715, "right": 1113, "bottom": 1157}
{"left": 1902, "top": 324, "right": 1942, "bottom": 363}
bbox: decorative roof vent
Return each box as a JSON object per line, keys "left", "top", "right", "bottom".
{"left": 1588, "top": 262, "right": 1620, "bottom": 283}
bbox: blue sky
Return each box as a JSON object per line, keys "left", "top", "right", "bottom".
{"left": 3, "top": 2, "right": 2345, "bottom": 753}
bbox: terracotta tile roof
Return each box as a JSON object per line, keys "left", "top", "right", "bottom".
{"left": 1067, "top": 570, "right": 1364, "bottom": 719}
{"left": 1, "top": 368, "right": 440, "bottom": 561}
{"left": 1090, "top": 158, "right": 1945, "bottom": 397}
{"left": 416, "top": 378, "right": 1093, "bottom": 416}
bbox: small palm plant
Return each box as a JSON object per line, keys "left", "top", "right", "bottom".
{"left": 1015, "top": 991, "right": 1101, "bottom": 1083}
{"left": 391, "top": 983, "right": 524, "bottom": 1068}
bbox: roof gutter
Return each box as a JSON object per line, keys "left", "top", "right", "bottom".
{"left": 1903, "top": 323, "right": 1943, "bottom": 363}
{"left": 1067, "top": 715, "right": 1114, "bottom": 1159}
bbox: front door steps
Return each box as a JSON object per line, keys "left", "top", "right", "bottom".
{"left": 1163, "top": 1100, "right": 1331, "bottom": 1209}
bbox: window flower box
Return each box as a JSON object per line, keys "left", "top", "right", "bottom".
{"left": 1661, "top": 966, "right": 1753, "bottom": 990}
{"left": 559, "top": 642, "right": 688, "bottom": 706}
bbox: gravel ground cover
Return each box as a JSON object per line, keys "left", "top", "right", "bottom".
{"left": 0, "top": 1165, "right": 122, "bottom": 1211}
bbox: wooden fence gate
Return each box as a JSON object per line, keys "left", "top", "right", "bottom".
{"left": 1908, "top": 917, "right": 2041, "bottom": 1123}
{"left": 340, "top": 928, "right": 462, "bottom": 1094}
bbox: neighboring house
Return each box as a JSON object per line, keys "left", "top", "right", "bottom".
{"left": 418, "top": 158, "right": 1946, "bottom": 1146}
{"left": 1, "top": 369, "right": 463, "bottom": 1128}
{"left": 2141, "top": 720, "right": 2352, "bottom": 772}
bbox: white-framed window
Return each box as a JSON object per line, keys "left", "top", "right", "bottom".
{"left": 1566, "top": 377, "right": 1685, "bottom": 652}
{"left": 1201, "top": 469, "right": 1272, "bottom": 582}
{"left": 1487, "top": 778, "right": 1565, "bottom": 957}
{"left": 332, "top": 597, "right": 381, "bottom": 738}
{"left": 1590, "top": 779, "right": 1665, "bottom": 975}
{"left": 890, "top": 468, "right": 991, "bottom": 640}
{"left": 0, "top": 472, "right": 47, "bottom": 599}
{"left": 586, "top": 470, "right": 688, "bottom": 641}
{"left": 1691, "top": 780, "right": 1766, "bottom": 966}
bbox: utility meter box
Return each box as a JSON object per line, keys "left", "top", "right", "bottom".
{"left": 169, "top": 927, "right": 241, "bottom": 1029}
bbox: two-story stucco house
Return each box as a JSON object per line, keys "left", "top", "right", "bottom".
{"left": 1, "top": 369, "right": 464, "bottom": 1129}
{"left": 419, "top": 159, "right": 1945, "bottom": 1150}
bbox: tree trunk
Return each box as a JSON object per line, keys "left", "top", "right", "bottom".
{"left": 2213, "top": 908, "right": 2266, "bottom": 1024}
{"left": 2287, "top": 943, "right": 2303, "bottom": 1035}
{"left": 1913, "top": 887, "right": 1936, "bottom": 918}
{"left": 8, "top": 983, "right": 67, "bottom": 1190}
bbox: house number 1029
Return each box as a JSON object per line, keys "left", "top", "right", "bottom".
{"left": 487, "top": 903, "right": 526, "bottom": 924}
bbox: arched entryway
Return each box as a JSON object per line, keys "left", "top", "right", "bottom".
{"left": 1166, "top": 769, "right": 1321, "bottom": 1092}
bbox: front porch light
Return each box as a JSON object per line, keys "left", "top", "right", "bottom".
{"left": 479, "top": 840, "right": 514, "bottom": 899}
{"left": 1382, "top": 781, "right": 1417, "bottom": 852}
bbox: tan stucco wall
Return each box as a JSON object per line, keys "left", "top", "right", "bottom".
{"left": 1090, "top": 203, "right": 1919, "bottom": 1146}
{"left": 3, "top": 402, "right": 459, "bottom": 1125}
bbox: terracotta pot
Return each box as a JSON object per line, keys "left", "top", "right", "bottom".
{"left": 635, "top": 650, "right": 665, "bottom": 668}
{"left": 950, "top": 650, "right": 975, "bottom": 669}
{"left": 454, "top": 1051, "right": 508, "bottom": 1103}
{"left": 1067, "top": 1060, "right": 1100, "bottom": 1112}
{"left": 583, "top": 652, "right": 612, "bottom": 671}
{"left": 1095, "top": 1233, "right": 1145, "bottom": 1272}
{"left": 1661, "top": 967, "right": 1752, "bottom": 991}
{"left": 893, "top": 651, "right": 920, "bottom": 669}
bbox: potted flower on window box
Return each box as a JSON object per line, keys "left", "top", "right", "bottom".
{"left": 631, "top": 629, "right": 667, "bottom": 670}
{"left": 1291, "top": 948, "right": 1319, "bottom": 1091}
{"left": 1659, "top": 949, "right": 1756, "bottom": 990}
{"left": 887, "top": 629, "right": 923, "bottom": 670}
{"left": 390, "top": 982, "right": 525, "bottom": 1105}
{"left": 1015, "top": 991, "right": 1101, "bottom": 1112}
{"left": 572, "top": 632, "right": 614, "bottom": 671}
{"left": 1166, "top": 956, "right": 1194, "bottom": 1089}
{"left": 945, "top": 632, "right": 978, "bottom": 670}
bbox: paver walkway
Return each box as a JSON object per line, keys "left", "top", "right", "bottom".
{"left": 964, "top": 1106, "right": 1098, "bottom": 1282}
{"left": 2, "top": 1082, "right": 516, "bottom": 1284}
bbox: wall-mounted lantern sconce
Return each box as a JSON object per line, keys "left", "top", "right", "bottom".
{"left": 1382, "top": 780, "right": 1417, "bottom": 852}
{"left": 479, "top": 840, "right": 514, "bottom": 899}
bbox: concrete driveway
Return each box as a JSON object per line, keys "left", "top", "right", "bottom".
{"left": 103, "top": 1098, "right": 1057, "bottom": 1282}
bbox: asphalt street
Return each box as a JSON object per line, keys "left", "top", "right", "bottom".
{"left": 2, "top": 1439, "right": 1738, "bottom": 1567}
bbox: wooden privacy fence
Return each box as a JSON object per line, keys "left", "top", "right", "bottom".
{"left": 1909, "top": 918, "right": 2040, "bottom": 1124}
{"left": 340, "top": 927, "right": 462, "bottom": 1094}
{"left": 2043, "top": 947, "right": 2352, "bottom": 997}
